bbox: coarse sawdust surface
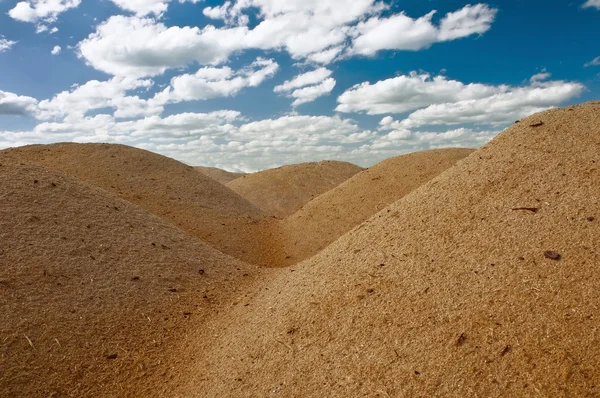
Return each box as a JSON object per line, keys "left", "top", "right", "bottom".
{"left": 2, "top": 143, "right": 274, "bottom": 266}
{"left": 227, "top": 160, "right": 364, "bottom": 217}
{"left": 0, "top": 157, "right": 271, "bottom": 398}
{"left": 267, "top": 148, "right": 474, "bottom": 266}
{"left": 182, "top": 102, "right": 600, "bottom": 397}
{"left": 1, "top": 102, "right": 599, "bottom": 397}
{"left": 194, "top": 166, "right": 245, "bottom": 185}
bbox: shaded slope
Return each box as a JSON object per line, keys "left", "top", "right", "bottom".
{"left": 190, "top": 102, "right": 600, "bottom": 397}
{"left": 0, "top": 158, "right": 266, "bottom": 397}
{"left": 2, "top": 143, "right": 271, "bottom": 265}
{"left": 273, "top": 148, "right": 473, "bottom": 266}
{"left": 194, "top": 166, "right": 245, "bottom": 185}
{"left": 227, "top": 160, "right": 363, "bottom": 217}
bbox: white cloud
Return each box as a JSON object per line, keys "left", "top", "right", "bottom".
{"left": 109, "top": 0, "right": 203, "bottom": 17}
{"left": 583, "top": 0, "right": 600, "bottom": 10}
{"left": 437, "top": 4, "right": 497, "bottom": 41}
{"left": 398, "top": 81, "right": 585, "bottom": 128}
{"left": 350, "top": 4, "right": 497, "bottom": 55}
{"left": 77, "top": 2, "right": 498, "bottom": 78}
{"left": 306, "top": 47, "right": 343, "bottom": 64}
{"left": 153, "top": 58, "right": 278, "bottom": 104}
{"left": 290, "top": 78, "right": 336, "bottom": 107}
{"left": 50, "top": 26, "right": 59, "bottom": 33}
{"left": 336, "top": 72, "right": 500, "bottom": 114}
{"left": 337, "top": 72, "right": 584, "bottom": 121}
{"left": 78, "top": 16, "right": 248, "bottom": 78}
{"left": 0, "top": 37, "right": 17, "bottom": 52}
{"left": 274, "top": 68, "right": 332, "bottom": 93}
{"left": 8, "top": 0, "right": 81, "bottom": 24}
{"left": 51, "top": 45, "right": 61, "bottom": 55}
{"left": 37, "top": 77, "right": 159, "bottom": 120}
{"left": 274, "top": 68, "right": 336, "bottom": 107}
{"left": 530, "top": 70, "right": 551, "bottom": 83}
{"left": 0, "top": 90, "right": 38, "bottom": 116}
{"left": 585, "top": 56, "right": 600, "bottom": 67}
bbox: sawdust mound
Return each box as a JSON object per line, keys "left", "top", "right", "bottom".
{"left": 2, "top": 143, "right": 271, "bottom": 265}
{"left": 227, "top": 160, "right": 363, "bottom": 217}
{"left": 194, "top": 166, "right": 245, "bottom": 185}
{"left": 191, "top": 102, "right": 600, "bottom": 397}
{"left": 0, "top": 158, "right": 264, "bottom": 397}
{"left": 273, "top": 148, "right": 473, "bottom": 266}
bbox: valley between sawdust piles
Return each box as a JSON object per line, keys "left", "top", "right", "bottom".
{"left": 0, "top": 101, "right": 598, "bottom": 397}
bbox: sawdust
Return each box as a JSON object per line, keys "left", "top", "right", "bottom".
{"left": 187, "top": 102, "right": 600, "bottom": 397}
{"left": 227, "top": 160, "right": 363, "bottom": 217}
{"left": 269, "top": 148, "right": 473, "bottom": 266}
{"left": 2, "top": 143, "right": 273, "bottom": 266}
{"left": 194, "top": 166, "right": 245, "bottom": 185}
{"left": 2, "top": 102, "right": 599, "bottom": 397}
{"left": 0, "top": 159, "right": 268, "bottom": 397}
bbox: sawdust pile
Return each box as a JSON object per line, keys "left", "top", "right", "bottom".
{"left": 194, "top": 166, "right": 245, "bottom": 185}
{"left": 2, "top": 102, "right": 599, "bottom": 397}
{"left": 270, "top": 148, "right": 473, "bottom": 266}
{"left": 187, "top": 102, "right": 600, "bottom": 397}
{"left": 2, "top": 143, "right": 272, "bottom": 265}
{"left": 227, "top": 160, "right": 363, "bottom": 217}
{"left": 0, "top": 158, "right": 266, "bottom": 398}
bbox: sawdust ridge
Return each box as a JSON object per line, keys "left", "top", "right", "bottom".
{"left": 194, "top": 166, "right": 245, "bottom": 185}
{"left": 0, "top": 158, "right": 265, "bottom": 398}
{"left": 270, "top": 148, "right": 473, "bottom": 266}
{"left": 2, "top": 143, "right": 272, "bottom": 265}
{"left": 227, "top": 160, "right": 364, "bottom": 217}
{"left": 189, "top": 102, "right": 600, "bottom": 397}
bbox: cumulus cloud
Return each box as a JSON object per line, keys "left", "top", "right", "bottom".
{"left": 530, "top": 70, "right": 551, "bottom": 83}
{"left": 0, "top": 38, "right": 17, "bottom": 52}
{"left": 397, "top": 81, "right": 584, "bottom": 128}
{"left": 77, "top": 16, "right": 248, "bottom": 78}
{"left": 585, "top": 56, "right": 600, "bottom": 67}
{"left": 274, "top": 68, "right": 333, "bottom": 93}
{"left": 8, "top": 0, "right": 81, "bottom": 24}
{"left": 51, "top": 45, "right": 61, "bottom": 55}
{"left": 1, "top": 105, "right": 504, "bottom": 171}
{"left": 336, "top": 71, "right": 584, "bottom": 121}
{"left": 274, "top": 68, "right": 336, "bottom": 107}
{"left": 77, "top": 2, "right": 498, "bottom": 78}
{"left": 336, "top": 72, "right": 500, "bottom": 114}
{"left": 289, "top": 78, "right": 336, "bottom": 107}
{"left": 350, "top": 4, "right": 497, "bottom": 55}
{"left": 583, "top": 0, "right": 600, "bottom": 9}
{"left": 0, "top": 90, "right": 39, "bottom": 116}
{"left": 37, "top": 77, "right": 159, "bottom": 120}
{"left": 153, "top": 58, "right": 279, "bottom": 104}
{"left": 109, "top": 0, "right": 203, "bottom": 17}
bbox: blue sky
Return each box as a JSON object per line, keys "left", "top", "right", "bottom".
{"left": 0, "top": 0, "right": 598, "bottom": 171}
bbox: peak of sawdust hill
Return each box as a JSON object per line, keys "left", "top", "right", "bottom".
{"left": 226, "top": 160, "right": 364, "bottom": 217}
{"left": 0, "top": 158, "right": 268, "bottom": 398}
{"left": 2, "top": 143, "right": 272, "bottom": 265}
{"left": 188, "top": 102, "right": 600, "bottom": 397}
{"left": 194, "top": 166, "right": 245, "bottom": 185}
{"left": 269, "top": 148, "right": 473, "bottom": 266}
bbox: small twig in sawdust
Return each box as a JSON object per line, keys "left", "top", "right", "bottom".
{"left": 53, "top": 338, "right": 61, "bottom": 347}
{"left": 23, "top": 334, "right": 34, "bottom": 348}
{"left": 274, "top": 338, "right": 293, "bottom": 353}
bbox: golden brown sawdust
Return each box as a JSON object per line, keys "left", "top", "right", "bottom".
{"left": 2, "top": 143, "right": 274, "bottom": 266}
{"left": 268, "top": 148, "right": 473, "bottom": 266}
{"left": 194, "top": 166, "right": 245, "bottom": 185}
{"left": 184, "top": 102, "right": 600, "bottom": 397}
{"left": 0, "top": 158, "right": 269, "bottom": 398}
{"left": 2, "top": 102, "right": 599, "bottom": 397}
{"left": 227, "top": 160, "right": 364, "bottom": 217}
